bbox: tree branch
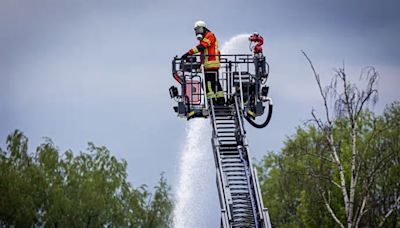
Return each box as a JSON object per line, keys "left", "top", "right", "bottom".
{"left": 302, "top": 50, "right": 332, "bottom": 126}
{"left": 302, "top": 50, "right": 350, "bottom": 224}
{"left": 379, "top": 195, "right": 400, "bottom": 227}
{"left": 354, "top": 196, "right": 367, "bottom": 227}
{"left": 321, "top": 190, "right": 345, "bottom": 228}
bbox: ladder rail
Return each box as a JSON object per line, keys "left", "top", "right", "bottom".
{"left": 201, "top": 65, "right": 209, "bottom": 111}
{"left": 234, "top": 96, "right": 262, "bottom": 228}
{"left": 238, "top": 145, "right": 259, "bottom": 228}
{"left": 238, "top": 64, "right": 245, "bottom": 110}
{"left": 210, "top": 99, "right": 233, "bottom": 222}
{"left": 253, "top": 168, "right": 272, "bottom": 227}
{"left": 234, "top": 95, "right": 272, "bottom": 228}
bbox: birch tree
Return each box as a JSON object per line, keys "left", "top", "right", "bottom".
{"left": 257, "top": 100, "right": 400, "bottom": 227}
{"left": 301, "top": 51, "right": 399, "bottom": 227}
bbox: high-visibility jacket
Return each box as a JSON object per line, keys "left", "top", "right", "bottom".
{"left": 188, "top": 31, "right": 220, "bottom": 70}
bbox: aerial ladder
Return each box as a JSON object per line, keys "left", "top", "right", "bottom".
{"left": 169, "top": 33, "right": 273, "bottom": 228}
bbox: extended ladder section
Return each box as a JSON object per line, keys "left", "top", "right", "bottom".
{"left": 210, "top": 99, "right": 271, "bottom": 228}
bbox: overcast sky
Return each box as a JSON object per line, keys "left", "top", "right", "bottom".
{"left": 1, "top": 0, "right": 399, "bottom": 225}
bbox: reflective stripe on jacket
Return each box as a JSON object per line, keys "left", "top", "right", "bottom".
{"left": 188, "top": 31, "right": 220, "bottom": 70}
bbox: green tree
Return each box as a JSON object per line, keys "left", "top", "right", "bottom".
{"left": 0, "top": 130, "right": 173, "bottom": 227}
{"left": 0, "top": 131, "right": 42, "bottom": 227}
{"left": 257, "top": 53, "right": 400, "bottom": 227}
{"left": 258, "top": 103, "right": 400, "bottom": 227}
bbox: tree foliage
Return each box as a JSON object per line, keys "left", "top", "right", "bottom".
{"left": 257, "top": 103, "right": 400, "bottom": 227}
{"left": 257, "top": 54, "right": 400, "bottom": 227}
{"left": 0, "top": 131, "right": 173, "bottom": 227}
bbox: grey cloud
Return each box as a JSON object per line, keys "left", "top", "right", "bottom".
{"left": 0, "top": 2, "right": 399, "bottom": 226}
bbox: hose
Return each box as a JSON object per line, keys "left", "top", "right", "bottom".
{"left": 245, "top": 103, "right": 273, "bottom": 129}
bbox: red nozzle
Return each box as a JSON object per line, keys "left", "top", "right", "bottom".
{"left": 249, "top": 33, "right": 264, "bottom": 54}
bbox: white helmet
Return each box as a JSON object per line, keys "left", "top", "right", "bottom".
{"left": 194, "top": 20, "right": 207, "bottom": 40}
{"left": 194, "top": 20, "right": 207, "bottom": 29}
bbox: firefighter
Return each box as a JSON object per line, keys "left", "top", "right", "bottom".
{"left": 181, "top": 20, "right": 225, "bottom": 105}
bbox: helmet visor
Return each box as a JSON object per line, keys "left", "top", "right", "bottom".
{"left": 194, "top": 27, "right": 204, "bottom": 37}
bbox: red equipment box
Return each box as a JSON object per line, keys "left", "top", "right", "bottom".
{"left": 185, "top": 80, "right": 201, "bottom": 105}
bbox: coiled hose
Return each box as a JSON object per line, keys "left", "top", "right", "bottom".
{"left": 245, "top": 103, "right": 273, "bottom": 129}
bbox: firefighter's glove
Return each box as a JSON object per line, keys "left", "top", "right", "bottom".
{"left": 181, "top": 53, "right": 189, "bottom": 60}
